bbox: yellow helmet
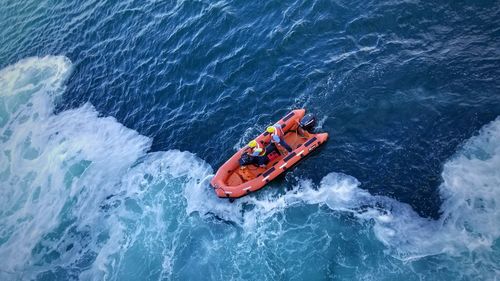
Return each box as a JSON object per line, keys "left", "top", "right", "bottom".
{"left": 266, "top": 126, "right": 275, "bottom": 133}
{"left": 248, "top": 140, "right": 257, "bottom": 148}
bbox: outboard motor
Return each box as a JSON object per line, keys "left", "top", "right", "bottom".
{"left": 299, "top": 113, "right": 316, "bottom": 133}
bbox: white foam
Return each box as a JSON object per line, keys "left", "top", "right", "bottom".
{"left": 1, "top": 55, "right": 498, "bottom": 279}
{"left": 186, "top": 118, "right": 500, "bottom": 266}
{"left": 0, "top": 56, "right": 74, "bottom": 270}
{"left": 0, "top": 56, "right": 71, "bottom": 98}
{"left": 0, "top": 56, "right": 72, "bottom": 129}
{"left": 183, "top": 172, "right": 363, "bottom": 229}
{"left": 84, "top": 150, "right": 213, "bottom": 280}
{"left": 0, "top": 56, "right": 218, "bottom": 279}
{"left": 439, "top": 117, "right": 500, "bottom": 248}
{"left": 0, "top": 55, "right": 221, "bottom": 280}
{"left": 0, "top": 56, "right": 151, "bottom": 274}
{"left": 369, "top": 117, "right": 500, "bottom": 260}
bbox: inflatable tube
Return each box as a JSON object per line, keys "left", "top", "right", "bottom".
{"left": 210, "top": 109, "right": 328, "bottom": 198}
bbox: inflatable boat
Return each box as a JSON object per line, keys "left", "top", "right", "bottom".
{"left": 210, "top": 109, "right": 328, "bottom": 198}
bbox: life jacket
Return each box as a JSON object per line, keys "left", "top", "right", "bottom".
{"left": 270, "top": 124, "right": 284, "bottom": 143}
{"left": 251, "top": 143, "right": 266, "bottom": 156}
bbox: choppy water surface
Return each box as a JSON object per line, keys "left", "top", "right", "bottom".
{"left": 1, "top": 0, "right": 499, "bottom": 280}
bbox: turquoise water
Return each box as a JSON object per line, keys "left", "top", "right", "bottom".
{"left": 1, "top": 0, "right": 499, "bottom": 280}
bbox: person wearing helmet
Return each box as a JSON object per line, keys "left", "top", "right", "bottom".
{"left": 266, "top": 124, "right": 293, "bottom": 153}
{"left": 245, "top": 140, "right": 269, "bottom": 167}
{"left": 248, "top": 140, "right": 265, "bottom": 157}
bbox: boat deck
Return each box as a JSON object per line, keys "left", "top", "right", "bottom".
{"left": 226, "top": 129, "right": 311, "bottom": 186}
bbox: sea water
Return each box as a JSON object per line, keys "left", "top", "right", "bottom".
{"left": 1, "top": 0, "right": 499, "bottom": 280}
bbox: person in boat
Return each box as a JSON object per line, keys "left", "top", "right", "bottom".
{"left": 266, "top": 124, "right": 293, "bottom": 153}
{"left": 246, "top": 140, "right": 269, "bottom": 167}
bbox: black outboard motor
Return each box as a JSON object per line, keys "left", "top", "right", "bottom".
{"left": 299, "top": 113, "right": 316, "bottom": 133}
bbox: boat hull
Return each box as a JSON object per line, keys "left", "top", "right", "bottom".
{"left": 210, "top": 109, "right": 328, "bottom": 198}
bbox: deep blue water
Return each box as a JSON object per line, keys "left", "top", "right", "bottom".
{"left": 1, "top": 0, "right": 499, "bottom": 280}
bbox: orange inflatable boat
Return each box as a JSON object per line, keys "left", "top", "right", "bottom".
{"left": 210, "top": 109, "right": 328, "bottom": 198}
